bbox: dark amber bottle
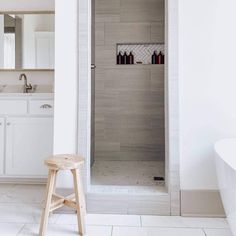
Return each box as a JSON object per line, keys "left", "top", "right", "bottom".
{"left": 117, "top": 51, "right": 123, "bottom": 65}
{"left": 161, "top": 52, "right": 165, "bottom": 64}
{"left": 126, "top": 52, "right": 130, "bottom": 64}
{"left": 128, "top": 51, "right": 134, "bottom": 64}
{"left": 157, "top": 51, "right": 163, "bottom": 64}
{"left": 123, "top": 51, "right": 128, "bottom": 65}
{"left": 152, "top": 51, "right": 157, "bottom": 64}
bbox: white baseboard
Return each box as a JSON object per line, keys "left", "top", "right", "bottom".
{"left": 0, "top": 177, "right": 47, "bottom": 184}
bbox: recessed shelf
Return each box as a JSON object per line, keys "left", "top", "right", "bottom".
{"left": 115, "top": 64, "right": 164, "bottom": 69}
{"left": 117, "top": 43, "right": 165, "bottom": 65}
{"left": 97, "top": 64, "right": 164, "bottom": 70}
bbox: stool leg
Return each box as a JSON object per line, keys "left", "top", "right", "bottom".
{"left": 49, "top": 170, "right": 58, "bottom": 217}
{"left": 39, "top": 169, "right": 57, "bottom": 236}
{"left": 71, "top": 169, "right": 86, "bottom": 236}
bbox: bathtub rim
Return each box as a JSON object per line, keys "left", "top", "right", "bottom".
{"left": 215, "top": 138, "right": 236, "bottom": 172}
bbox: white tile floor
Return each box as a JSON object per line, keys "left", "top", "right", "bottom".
{"left": 0, "top": 184, "right": 233, "bottom": 236}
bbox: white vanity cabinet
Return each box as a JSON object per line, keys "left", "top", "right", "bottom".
{"left": 5, "top": 117, "right": 53, "bottom": 176}
{"left": 0, "top": 95, "right": 54, "bottom": 180}
{"left": 0, "top": 118, "right": 4, "bottom": 175}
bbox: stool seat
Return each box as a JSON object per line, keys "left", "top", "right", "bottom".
{"left": 45, "top": 154, "right": 84, "bottom": 170}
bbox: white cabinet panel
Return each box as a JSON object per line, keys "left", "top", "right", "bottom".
{"left": 5, "top": 117, "right": 53, "bottom": 176}
{"left": 0, "top": 118, "right": 4, "bottom": 175}
{"left": 0, "top": 100, "right": 27, "bottom": 115}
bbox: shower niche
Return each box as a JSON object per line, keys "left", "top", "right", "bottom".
{"left": 116, "top": 43, "right": 165, "bottom": 65}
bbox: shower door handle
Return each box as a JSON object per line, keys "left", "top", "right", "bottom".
{"left": 91, "top": 64, "right": 96, "bottom": 70}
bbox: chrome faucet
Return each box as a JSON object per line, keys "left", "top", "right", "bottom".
{"left": 19, "top": 73, "right": 32, "bottom": 93}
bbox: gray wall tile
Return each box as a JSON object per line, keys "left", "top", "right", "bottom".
{"left": 151, "top": 22, "right": 165, "bottom": 42}
{"left": 95, "top": 0, "right": 121, "bottom": 14}
{"left": 94, "top": 0, "right": 165, "bottom": 161}
{"left": 95, "top": 14, "right": 121, "bottom": 23}
{"left": 95, "top": 22, "right": 105, "bottom": 46}
{"left": 120, "top": 0, "right": 164, "bottom": 23}
{"left": 96, "top": 46, "right": 116, "bottom": 66}
{"left": 105, "top": 23, "right": 151, "bottom": 45}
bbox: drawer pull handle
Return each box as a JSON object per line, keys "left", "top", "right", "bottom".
{"left": 7, "top": 123, "right": 10, "bottom": 126}
{"left": 40, "top": 104, "right": 52, "bottom": 109}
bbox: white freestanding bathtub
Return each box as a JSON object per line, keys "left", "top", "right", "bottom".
{"left": 215, "top": 139, "right": 236, "bottom": 235}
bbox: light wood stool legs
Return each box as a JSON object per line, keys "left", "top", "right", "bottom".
{"left": 72, "top": 169, "right": 86, "bottom": 235}
{"left": 39, "top": 169, "right": 57, "bottom": 236}
{"left": 39, "top": 169, "right": 86, "bottom": 236}
{"left": 49, "top": 171, "right": 57, "bottom": 217}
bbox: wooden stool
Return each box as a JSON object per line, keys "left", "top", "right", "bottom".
{"left": 39, "top": 154, "right": 86, "bottom": 236}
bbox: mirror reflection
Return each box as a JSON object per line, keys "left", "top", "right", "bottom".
{"left": 0, "top": 13, "right": 55, "bottom": 70}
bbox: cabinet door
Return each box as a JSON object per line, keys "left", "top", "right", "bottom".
{"left": 0, "top": 118, "right": 4, "bottom": 175}
{"left": 6, "top": 117, "right": 53, "bottom": 176}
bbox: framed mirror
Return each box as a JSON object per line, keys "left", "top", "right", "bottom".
{"left": 0, "top": 12, "right": 54, "bottom": 70}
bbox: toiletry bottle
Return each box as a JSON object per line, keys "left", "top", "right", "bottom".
{"left": 152, "top": 51, "right": 157, "bottom": 64}
{"left": 123, "top": 51, "right": 128, "bottom": 65}
{"left": 161, "top": 52, "right": 165, "bottom": 64}
{"left": 121, "top": 52, "right": 125, "bottom": 64}
{"left": 126, "top": 51, "right": 130, "bottom": 64}
{"left": 117, "top": 51, "right": 123, "bottom": 65}
{"left": 130, "top": 51, "right": 134, "bottom": 64}
{"left": 128, "top": 51, "right": 134, "bottom": 64}
{"left": 157, "top": 51, "right": 163, "bottom": 64}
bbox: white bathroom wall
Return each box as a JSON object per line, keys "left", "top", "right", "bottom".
{"left": 0, "top": 16, "right": 4, "bottom": 68}
{"left": 53, "top": 0, "right": 78, "bottom": 188}
{"left": 53, "top": 0, "right": 77, "bottom": 154}
{"left": 0, "top": 0, "right": 54, "bottom": 12}
{"left": 179, "top": 0, "right": 236, "bottom": 190}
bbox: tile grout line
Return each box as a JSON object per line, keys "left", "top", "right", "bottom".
{"left": 16, "top": 223, "right": 26, "bottom": 236}
{"left": 111, "top": 225, "right": 114, "bottom": 236}
{"left": 140, "top": 215, "right": 142, "bottom": 227}
{"left": 53, "top": 213, "right": 60, "bottom": 224}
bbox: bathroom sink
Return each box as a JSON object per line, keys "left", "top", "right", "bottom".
{"left": 33, "top": 85, "right": 53, "bottom": 93}
{"left": 1, "top": 85, "right": 24, "bottom": 93}
{"left": 0, "top": 85, "right": 53, "bottom": 94}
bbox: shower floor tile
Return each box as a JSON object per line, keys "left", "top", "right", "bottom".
{"left": 91, "top": 160, "right": 165, "bottom": 187}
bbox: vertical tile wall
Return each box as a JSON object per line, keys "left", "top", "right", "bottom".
{"left": 94, "top": 0, "right": 165, "bottom": 161}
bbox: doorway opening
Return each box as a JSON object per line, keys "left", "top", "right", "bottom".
{"left": 90, "top": 0, "right": 166, "bottom": 195}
